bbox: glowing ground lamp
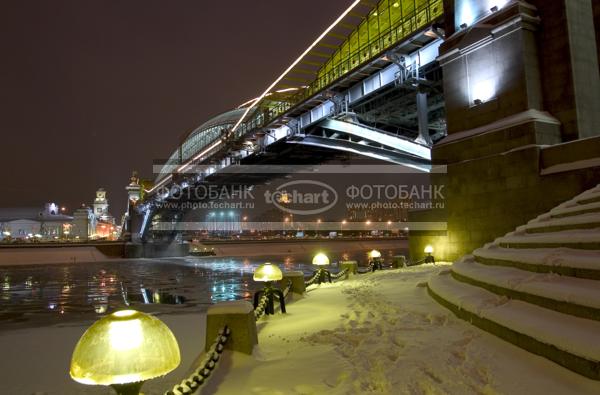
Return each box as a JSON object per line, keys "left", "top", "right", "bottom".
{"left": 252, "top": 263, "right": 286, "bottom": 315}
{"left": 70, "top": 309, "right": 180, "bottom": 395}
{"left": 312, "top": 252, "right": 332, "bottom": 284}
{"left": 424, "top": 245, "right": 435, "bottom": 264}
{"left": 368, "top": 249, "right": 383, "bottom": 272}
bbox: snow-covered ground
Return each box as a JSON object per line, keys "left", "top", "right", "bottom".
{"left": 3, "top": 264, "right": 600, "bottom": 394}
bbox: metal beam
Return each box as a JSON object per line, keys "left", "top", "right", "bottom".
{"left": 291, "top": 68, "right": 317, "bottom": 75}
{"left": 308, "top": 50, "right": 332, "bottom": 59}
{"left": 318, "top": 118, "right": 431, "bottom": 159}
{"left": 300, "top": 60, "right": 322, "bottom": 67}
{"left": 317, "top": 42, "right": 340, "bottom": 50}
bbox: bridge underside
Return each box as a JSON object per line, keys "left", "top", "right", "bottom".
{"left": 143, "top": 138, "right": 429, "bottom": 242}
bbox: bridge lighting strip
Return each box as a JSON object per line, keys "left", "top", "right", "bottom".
{"left": 146, "top": 139, "right": 224, "bottom": 194}
{"left": 230, "top": 0, "right": 363, "bottom": 133}
{"left": 148, "top": 1, "right": 362, "bottom": 195}
{"left": 177, "top": 139, "right": 223, "bottom": 173}
{"left": 145, "top": 174, "right": 172, "bottom": 193}
{"left": 237, "top": 87, "right": 302, "bottom": 109}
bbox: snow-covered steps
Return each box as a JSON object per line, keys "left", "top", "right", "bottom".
{"left": 429, "top": 183, "right": 600, "bottom": 379}
{"left": 473, "top": 246, "right": 600, "bottom": 280}
{"left": 580, "top": 195, "right": 600, "bottom": 205}
{"left": 497, "top": 229, "right": 600, "bottom": 249}
{"left": 522, "top": 213, "right": 600, "bottom": 234}
{"left": 549, "top": 201, "right": 600, "bottom": 219}
{"left": 572, "top": 185, "right": 600, "bottom": 206}
{"left": 428, "top": 272, "right": 600, "bottom": 380}
{"left": 452, "top": 259, "right": 600, "bottom": 321}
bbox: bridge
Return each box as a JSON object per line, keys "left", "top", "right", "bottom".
{"left": 125, "top": 0, "right": 600, "bottom": 256}
{"left": 127, "top": 0, "right": 447, "bottom": 242}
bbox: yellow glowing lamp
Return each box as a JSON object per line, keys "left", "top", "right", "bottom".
{"left": 312, "top": 253, "right": 330, "bottom": 266}
{"left": 424, "top": 245, "right": 434, "bottom": 254}
{"left": 70, "top": 310, "right": 180, "bottom": 389}
{"left": 253, "top": 262, "right": 283, "bottom": 282}
{"left": 369, "top": 250, "right": 382, "bottom": 259}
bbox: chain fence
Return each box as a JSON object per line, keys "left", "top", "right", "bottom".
{"left": 164, "top": 326, "right": 230, "bottom": 395}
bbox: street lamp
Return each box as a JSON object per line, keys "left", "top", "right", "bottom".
{"left": 368, "top": 249, "right": 383, "bottom": 272}
{"left": 70, "top": 309, "right": 180, "bottom": 395}
{"left": 252, "top": 263, "right": 286, "bottom": 315}
{"left": 424, "top": 245, "right": 435, "bottom": 264}
{"left": 312, "top": 252, "right": 331, "bottom": 284}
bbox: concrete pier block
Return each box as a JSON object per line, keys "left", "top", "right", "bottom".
{"left": 205, "top": 301, "right": 257, "bottom": 355}
{"left": 340, "top": 260, "right": 358, "bottom": 275}
{"left": 282, "top": 271, "right": 306, "bottom": 294}
{"left": 392, "top": 255, "right": 407, "bottom": 268}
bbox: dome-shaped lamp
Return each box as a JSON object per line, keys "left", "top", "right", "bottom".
{"left": 253, "top": 262, "right": 283, "bottom": 282}
{"left": 312, "top": 252, "right": 330, "bottom": 266}
{"left": 368, "top": 249, "right": 381, "bottom": 259}
{"left": 70, "top": 309, "right": 180, "bottom": 395}
{"left": 368, "top": 249, "right": 383, "bottom": 272}
{"left": 311, "top": 253, "right": 332, "bottom": 284}
{"left": 252, "top": 263, "right": 286, "bottom": 315}
{"left": 424, "top": 245, "right": 435, "bottom": 264}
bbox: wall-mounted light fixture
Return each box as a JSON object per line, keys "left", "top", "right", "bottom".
{"left": 472, "top": 79, "right": 496, "bottom": 105}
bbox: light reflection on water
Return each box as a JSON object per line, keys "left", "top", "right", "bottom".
{"left": 0, "top": 256, "right": 315, "bottom": 326}
{"left": 0, "top": 248, "right": 405, "bottom": 327}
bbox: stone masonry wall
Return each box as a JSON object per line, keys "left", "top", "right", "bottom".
{"left": 410, "top": 137, "right": 600, "bottom": 262}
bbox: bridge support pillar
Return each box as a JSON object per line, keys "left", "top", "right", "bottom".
{"left": 416, "top": 89, "right": 432, "bottom": 145}
{"left": 411, "top": 1, "right": 574, "bottom": 262}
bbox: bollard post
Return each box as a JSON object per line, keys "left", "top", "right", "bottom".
{"left": 392, "top": 255, "right": 407, "bottom": 268}
{"left": 205, "top": 301, "right": 257, "bottom": 355}
{"left": 282, "top": 271, "right": 306, "bottom": 294}
{"left": 340, "top": 260, "right": 358, "bottom": 275}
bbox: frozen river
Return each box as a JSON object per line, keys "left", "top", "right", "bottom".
{"left": 0, "top": 246, "right": 406, "bottom": 329}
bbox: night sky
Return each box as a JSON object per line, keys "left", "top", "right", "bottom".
{"left": 0, "top": 0, "right": 350, "bottom": 217}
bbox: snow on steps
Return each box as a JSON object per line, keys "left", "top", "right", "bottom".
{"left": 474, "top": 246, "right": 600, "bottom": 280}
{"left": 428, "top": 273, "right": 600, "bottom": 380}
{"left": 452, "top": 258, "right": 600, "bottom": 321}
{"left": 547, "top": 201, "right": 600, "bottom": 219}
{"left": 520, "top": 212, "right": 600, "bottom": 233}
{"left": 428, "top": 183, "right": 600, "bottom": 379}
{"left": 497, "top": 228, "right": 600, "bottom": 249}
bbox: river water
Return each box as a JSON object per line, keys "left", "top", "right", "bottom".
{"left": 0, "top": 247, "right": 406, "bottom": 329}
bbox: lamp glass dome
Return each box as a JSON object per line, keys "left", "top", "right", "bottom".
{"left": 369, "top": 249, "right": 381, "bottom": 259}
{"left": 253, "top": 262, "right": 283, "bottom": 282}
{"left": 312, "top": 252, "right": 330, "bottom": 266}
{"left": 70, "top": 309, "right": 180, "bottom": 386}
{"left": 424, "top": 245, "right": 434, "bottom": 254}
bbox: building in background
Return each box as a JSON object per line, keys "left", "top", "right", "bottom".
{"left": 72, "top": 188, "right": 119, "bottom": 240}
{"left": 0, "top": 203, "right": 73, "bottom": 241}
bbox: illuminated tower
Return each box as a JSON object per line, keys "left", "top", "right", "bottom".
{"left": 93, "top": 188, "right": 109, "bottom": 219}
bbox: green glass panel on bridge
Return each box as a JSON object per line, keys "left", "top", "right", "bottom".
{"left": 257, "top": 0, "right": 444, "bottom": 128}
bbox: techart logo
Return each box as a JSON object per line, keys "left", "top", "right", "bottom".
{"left": 264, "top": 180, "right": 338, "bottom": 215}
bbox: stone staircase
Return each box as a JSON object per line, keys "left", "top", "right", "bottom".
{"left": 428, "top": 184, "right": 600, "bottom": 380}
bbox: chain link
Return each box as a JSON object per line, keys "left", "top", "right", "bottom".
{"left": 254, "top": 293, "right": 269, "bottom": 320}
{"left": 330, "top": 268, "right": 349, "bottom": 281}
{"left": 304, "top": 271, "right": 320, "bottom": 287}
{"left": 164, "top": 326, "right": 230, "bottom": 395}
